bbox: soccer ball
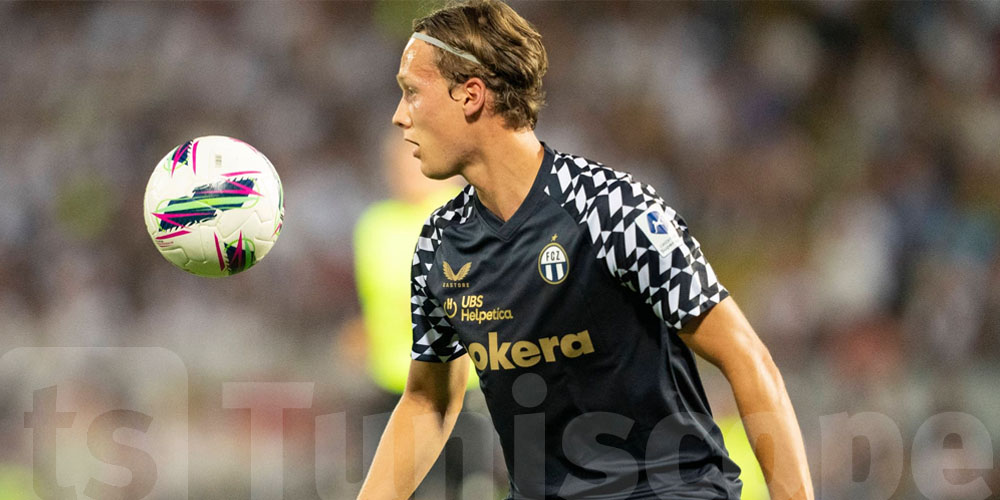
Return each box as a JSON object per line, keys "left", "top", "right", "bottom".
{"left": 143, "top": 136, "right": 284, "bottom": 277}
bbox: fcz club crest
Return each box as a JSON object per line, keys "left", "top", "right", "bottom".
{"left": 538, "top": 234, "right": 569, "bottom": 285}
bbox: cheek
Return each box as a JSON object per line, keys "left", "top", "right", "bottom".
{"left": 410, "top": 94, "right": 428, "bottom": 115}
{"left": 410, "top": 101, "right": 431, "bottom": 129}
{"left": 413, "top": 107, "right": 441, "bottom": 136}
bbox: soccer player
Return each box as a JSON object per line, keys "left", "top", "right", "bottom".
{"left": 359, "top": 1, "right": 814, "bottom": 499}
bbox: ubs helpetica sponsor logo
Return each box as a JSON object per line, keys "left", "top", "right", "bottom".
{"left": 445, "top": 295, "right": 514, "bottom": 324}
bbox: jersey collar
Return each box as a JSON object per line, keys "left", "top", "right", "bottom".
{"left": 473, "top": 142, "right": 555, "bottom": 240}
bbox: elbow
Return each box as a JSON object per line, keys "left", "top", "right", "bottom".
{"left": 435, "top": 391, "right": 465, "bottom": 419}
{"left": 718, "top": 332, "right": 783, "bottom": 395}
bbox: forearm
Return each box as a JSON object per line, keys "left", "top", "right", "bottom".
{"left": 727, "top": 350, "right": 813, "bottom": 500}
{"left": 357, "top": 392, "right": 463, "bottom": 499}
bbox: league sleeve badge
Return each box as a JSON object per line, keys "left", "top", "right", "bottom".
{"left": 637, "top": 208, "right": 684, "bottom": 257}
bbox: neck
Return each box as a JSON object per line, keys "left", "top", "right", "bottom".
{"left": 461, "top": 129, "right": 543, "bottom": 222}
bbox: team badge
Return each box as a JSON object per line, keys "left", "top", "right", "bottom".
{"left": 538, "top": 234, "right": 569, "bottom": 285}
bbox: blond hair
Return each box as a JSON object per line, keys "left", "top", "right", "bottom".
{"left": 413, "top": 0, "right": 547, "bottom": 130}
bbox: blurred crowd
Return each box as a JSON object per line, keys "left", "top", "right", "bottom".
{"left": 1, "top": 1, "right": 999, "bottom": 498}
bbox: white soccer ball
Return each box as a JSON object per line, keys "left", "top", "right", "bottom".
{"left": 143, "top": 136, "right": 284, "bottom": 277}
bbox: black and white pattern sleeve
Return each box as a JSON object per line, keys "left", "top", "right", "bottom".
{"left": 591, "top": 185, "right": 728, "bottom": 331}
{"left": 548, "top": 154, "right": 728, "bottom": 331}
{"left": 409, "top": 194, "right": 475, "bottom": 362}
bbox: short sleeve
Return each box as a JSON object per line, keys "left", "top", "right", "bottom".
{"left": 409, "top": 215, "right": 466, "bottom": 362}
{"left": 586, "top": 181, "right": 729, "bottom": 331}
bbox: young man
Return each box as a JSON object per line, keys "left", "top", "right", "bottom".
{"left": 359, "top": 1, "right": 814, "bottom": 499}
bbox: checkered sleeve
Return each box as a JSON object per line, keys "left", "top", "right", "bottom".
{"left": 409, "top": 193, "right": 474, "bottom": 363}
{"left": 589, "top": 186, "right": 729, "bottom": 331}
{"left": 546, "top": 153, "right": 727, "bottom": 331}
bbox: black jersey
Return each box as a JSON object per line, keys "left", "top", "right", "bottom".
{"left": 410, "top": 144, "right": 742, "bottom": 499}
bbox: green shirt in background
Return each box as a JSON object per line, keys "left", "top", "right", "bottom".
{"left": 717, "top": 414, "right": 770, "bottom": 500}
{"left": 0, "top": 465, "right": 32, "bottom": 500}
{"left": 354, "top": 187, "right": 478, "bottom": 393}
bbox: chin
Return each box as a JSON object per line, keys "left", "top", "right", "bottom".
{"left": 419, "top": 161, "right": 456, "bottom": 181}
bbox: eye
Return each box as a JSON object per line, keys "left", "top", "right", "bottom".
{"left": 403, "top": 87, "right": 420, "bottom": 104}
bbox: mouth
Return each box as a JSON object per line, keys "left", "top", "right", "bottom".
{"left": 404, "top": 138, "right": 420, "bottom": 158}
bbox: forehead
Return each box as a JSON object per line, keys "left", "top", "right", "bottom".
{"left": 396, "top": 38, "right": 442, "bottom": 84}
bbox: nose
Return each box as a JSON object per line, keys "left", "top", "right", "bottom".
{"left": 391, "top": 96, "right": 410, "bottom": 129}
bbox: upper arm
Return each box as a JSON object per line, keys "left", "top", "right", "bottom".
{"left": 409, "top": 213, "right": 466, "bottom": 363}
{"left": 677, "top": 296, "right": 768, "bottom": 375}
{"left": 583, "top": 178, "right": 727, "bottom": 331}
{"left": 404, "top": 356, "right": 471, "bottom": 413}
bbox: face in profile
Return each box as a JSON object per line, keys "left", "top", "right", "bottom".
{"left": 392, "top": 37, "right": 470, "bottom": 180}
{"left": 382, "top": 129, "right": 455, "bottom": 204}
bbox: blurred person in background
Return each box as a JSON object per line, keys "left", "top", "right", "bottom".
{"left": 354, "top": 129, "right": 471, "bottom": 399}
{"left": 359, "top": 1, "right": 812, "bottom": 499}
{"left": 352, "top": 129, "right": 493, "bottom": 498}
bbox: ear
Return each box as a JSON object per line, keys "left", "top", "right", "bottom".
{"left": 458, "top": 77, "right": 487, "bottom": 118}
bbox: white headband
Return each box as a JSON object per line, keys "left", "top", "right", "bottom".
{"left": 411, "top": 32, "right": 483, "bottom": 66}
